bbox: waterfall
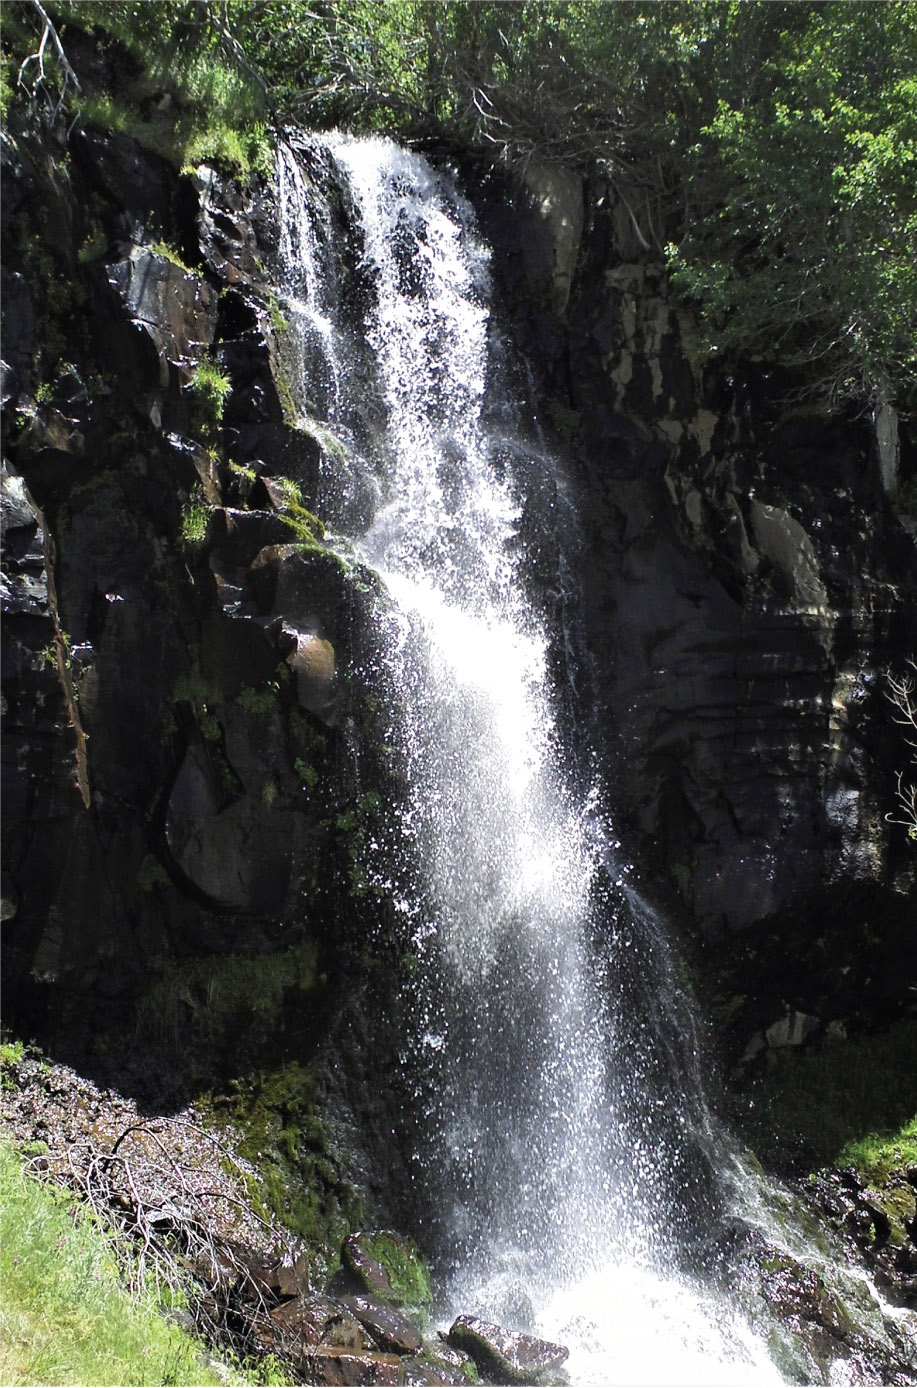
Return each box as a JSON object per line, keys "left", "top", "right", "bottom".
{"left": 274, "top": 134, "right": 785, "bottom": 1385}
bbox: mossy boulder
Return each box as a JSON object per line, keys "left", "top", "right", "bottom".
{"left": 341, "top": 1230, "right": 433, "bottom": 1310}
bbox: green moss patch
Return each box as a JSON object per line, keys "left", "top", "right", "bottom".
{"left": 205, "top": 1063, "right": 363, "bottom": 1282}
{"left": 343, "top": 1230, "right": 433, "bottom": 1309}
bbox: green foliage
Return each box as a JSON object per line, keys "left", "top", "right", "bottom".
{"left": 152, "top": 239, "right": 194, "bottom": 274}
{"left": 136, "top": 943, "right": 320, "bottom": 1051}
{"left": 236, "top": 682, "right": 281, "bottom": 715}
{"left": 838, "top": 1116, "right": 917, "bottom": 1186}
{"left": 667, "top": 2, "right": 917, "bottom": 408}
{"left": 294, "top": 757, "right": 319, "bottom": 790}
{"left": 349, "top": 1230, "right": 433, "bottom": 1309}
{"left": 180, "top": 488, "right": 211, "bottom": 547}
{"left": 136, "top": 854, "right": 170, "bottom": 893}
{"left": 0, "top": 1141, "right": 230, "bottom": 1387}
{"left": 7, "top": 2, "right": 912, "bottom": 414}
{"left": 1, "top": 1037, "right": 26, "bottom": 1068}
{"left": 41, "top": 1, "right": 274, "bottom": 176}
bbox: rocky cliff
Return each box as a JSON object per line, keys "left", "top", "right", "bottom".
{"left": 467, "top": 156, "right": 917, "bottom": 1080}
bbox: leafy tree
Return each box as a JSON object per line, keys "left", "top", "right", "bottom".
{"left": 667, "top": 2, "right": 917, "bottom": 410}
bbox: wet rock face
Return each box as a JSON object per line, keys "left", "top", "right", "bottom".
{"left": 0, "top": 116, "right": 388, "bottom": 1084}
{"left": 470, "top": 161, "right": 917, "bottom": 1041}
{"left": 804, "top": 1167, "right": 917, "bottom": 1309}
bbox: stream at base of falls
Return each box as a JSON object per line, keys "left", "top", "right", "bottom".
{"left": 272, "top": 131, "right": 914, "bottom": 1386}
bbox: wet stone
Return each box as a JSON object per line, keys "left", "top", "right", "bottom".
{"left": 270, "top": 1293, "right": 372, "bottom": 1352}
{"left": 401, "top": 1354, "right": 474, "bottom": 1385}
{"left": 301, "top": 1347, "right": 405, "bottom": 1386}
{"left": 340, "top": 1295, "right": 424, "bottom": 1354}
{"left": 447, "top": 1315, "right": 569, "bottom": 1386}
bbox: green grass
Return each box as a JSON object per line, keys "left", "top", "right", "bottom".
{"left": 838, "top": 1114, "right": 917, "bottom": 1185}
{"left": 180, "top": 489, "right": 211, "bottom": 547}
{"left": 0, "top": 1140, "right": 232, "bottom": 1387}
{"left": 734, "top": 1016, "right": 917, "bottom": 1176}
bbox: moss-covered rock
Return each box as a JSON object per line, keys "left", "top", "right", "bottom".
{"left": 342, "top": 1230, "right": 433, "bottom": 1310}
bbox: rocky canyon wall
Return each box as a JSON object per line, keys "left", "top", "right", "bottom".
{"left": 466, "top": 155, "right": 917, "bottom": 1066}
{"left": 3, "top": 106, "right": 915, "bottom": 1109}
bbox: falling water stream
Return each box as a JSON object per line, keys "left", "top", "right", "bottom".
{"left": 269, "top": 134, "right": 892, "bottom": 1385}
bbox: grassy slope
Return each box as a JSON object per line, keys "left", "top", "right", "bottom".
{"left": 0, "top": 1140, "right": 239, "bottom": 1388}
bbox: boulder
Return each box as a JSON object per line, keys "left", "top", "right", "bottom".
{"left": 401, "top": 1354, "right": 475, "bottom": 1385}
{"left": 447, "top": 1315, "right": 568, "bottom": 1385}
{"left": 287, "top": 630, "right": 337, "bottom": 715}
{"left": 207, "top": 507, "right": 296, "bottom": 568}
{"left": 300, "top": 1348, "right": 405, "bottom": 1386}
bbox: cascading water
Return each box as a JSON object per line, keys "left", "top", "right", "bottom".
{"left": 271, "top": 134, "right": 805, "bottom": 1384}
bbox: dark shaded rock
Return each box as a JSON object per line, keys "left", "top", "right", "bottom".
{"left": 219, "top": 334, "right": 283, "bottom": 426}
{"left": 72, "top": 127, "right": 175, "bottom": 247}
{"left": 207, "top": 507, "right": 297, "bottom": 568}
{"left": 246, "top": 543, "right": 350, "bottom": 639}
{"left": 0, "top": 268, "right": 36, "bottom": 400}
{"left": 105, "top": 246, "right": 218, "bottom": 375}
{"left": 447, "top": 1316, "right": 568, "bottom": 1386}
{"left": 191, "top": 164, "right": 264, "bottom": 285}
{"left": 342, "top": 1232, "right": 433, "bottom": 1309}
{"left": 340, "top": 1295, "right": 423, "bottom": 1355}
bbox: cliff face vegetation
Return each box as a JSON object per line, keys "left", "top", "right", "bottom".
{"left": 2, "top": 2, "right": 917, "bottom": 1382}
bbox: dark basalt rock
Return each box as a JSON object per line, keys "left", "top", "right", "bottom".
{"left": 106, "top": 245, "right": 218, "bottom": 369}
{"left": 190, "top": 163, "right": 265, "bottom": 285}
{"left": 447, "top": 1315, "right": 569, "bottom": 1386}
{"left": 1, "top": 461, "right": 48, "bottom": 616}
{"left": 802, "top": 1167, "right": 917, "bottom": 1309}
{"left": 72, "top": 127, "right": 175, "bottom": 246}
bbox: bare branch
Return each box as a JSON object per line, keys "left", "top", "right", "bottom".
{"left": 885, "top": 660, "right": 917, "bottom": 841}
{"left": 17, "top": 0, "right": 81, "bottom": 119}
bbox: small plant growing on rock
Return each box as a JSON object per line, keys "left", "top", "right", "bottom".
{"left": 187, "top": 359, "right": 232, "bottom": 423}
{"left": 180, "top": 489, "right": 210, "bottom": 547}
